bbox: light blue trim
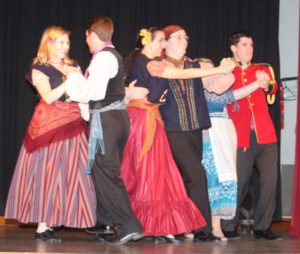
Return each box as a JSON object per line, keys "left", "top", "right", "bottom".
{"left": 85, "top": 100, "right": 126, "bottom": 174}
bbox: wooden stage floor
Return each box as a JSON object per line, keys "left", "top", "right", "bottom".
{"left": 1, "top": 224, "right": 300, "bottom": 254}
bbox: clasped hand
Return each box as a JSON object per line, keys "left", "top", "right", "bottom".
{"left": 64, "top": 65, "right": 81, "bottom": 76}
{"left": 256, "top": 70, "right": 270, "bottom": 89}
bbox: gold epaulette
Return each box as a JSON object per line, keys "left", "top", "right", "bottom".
{"left": 256, "top": 63, "right": 277, "bottom": 105}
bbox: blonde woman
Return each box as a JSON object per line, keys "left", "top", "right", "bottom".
{"left": 5, "top": 26, "right": 96, "bottom": 242}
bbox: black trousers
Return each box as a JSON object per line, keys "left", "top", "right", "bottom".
{"left": 222, "top": 131, "right": 278, "bottom": 231}
{"left": 91, "top": 110, "right": 142, "bottom": 238}
{"left": 166, "top": 129, "right": 212, "bottom": 233}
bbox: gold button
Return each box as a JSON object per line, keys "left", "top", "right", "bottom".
{"left": 244, "top": 78, "right": 247, "bottom": 82}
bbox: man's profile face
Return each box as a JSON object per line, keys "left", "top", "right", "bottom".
{"left": 165, "top": 29, "right": 188, "bottom": 58}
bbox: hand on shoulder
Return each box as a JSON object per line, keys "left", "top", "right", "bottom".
{"left": 218, "top": 58, "right": 236, "bottom": 73}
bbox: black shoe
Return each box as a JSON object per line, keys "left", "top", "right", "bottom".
{"left": 193, "top": 231, "right": 221, "bottom": 242}
{"left": 254, "top": 229, "right": 282, "bottom": 240}
{"left": 174, "top": 234, "right": 185, "bottom": 240}
{"left": 104, "top": 232, "right": 144, "bottom": 245}
{"left": 136, "top": 236, "right": 155, "bottom": 242}
{"left": 35, "top": 230, "right": 62, "bottom": 242}
{"left": 222, "top": 230, "right": 241, "bottom": 239}
{"left": 85, "top": 225, "right": 114, "bottom": 234}
{"left": 154, "top": 236, "right": 183, "bottom": 244}
{"left": 96, "top": 233, "right": 107, "bottom": 242}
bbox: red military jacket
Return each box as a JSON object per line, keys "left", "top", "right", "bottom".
{"left": 227, "top": 63, "right": 278, "bottom": 148}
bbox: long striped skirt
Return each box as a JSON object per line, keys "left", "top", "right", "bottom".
{"left": 5, "top": 132, "right": 96, "bottom": 228}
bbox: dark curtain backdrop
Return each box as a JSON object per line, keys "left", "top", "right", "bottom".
{"left": 0, "top": 0, "right": 281, "bottom": 219}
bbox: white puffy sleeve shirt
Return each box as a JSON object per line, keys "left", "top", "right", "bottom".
{"left": 66, "top": 48, "right": 119, "bottom": 103}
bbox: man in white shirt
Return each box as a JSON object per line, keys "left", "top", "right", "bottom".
{"left": 66, "top": 16, "right": 143, "bottom": 245}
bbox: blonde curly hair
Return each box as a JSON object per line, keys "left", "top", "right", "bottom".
{"left": 32, "top": 26, "right": 74, "bottom": 65}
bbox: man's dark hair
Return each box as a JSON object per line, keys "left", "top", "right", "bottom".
{"left": 229, "top": 31, "right": 252, "bottom": 46}
{"left": 86, "top": 16, "right": 113, "bottom": 42}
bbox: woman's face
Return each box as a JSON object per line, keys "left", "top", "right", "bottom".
{"left": 149, "top": 31, "right": 166, "bottom": 57}
{"left": 50, "top": 33, "right": 70, "bottom": 61}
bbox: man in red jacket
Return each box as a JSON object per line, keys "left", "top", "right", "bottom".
{"left": 222, "top": 31, "right": 280, "bottom": 240}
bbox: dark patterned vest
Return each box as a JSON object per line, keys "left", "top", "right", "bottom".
{"left": 159, "top": 59, "right": 211, "bottom": 132}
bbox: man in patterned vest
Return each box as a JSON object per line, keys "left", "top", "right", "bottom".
{"left": 160, "top": 25, "right": 233, "bottom": 242}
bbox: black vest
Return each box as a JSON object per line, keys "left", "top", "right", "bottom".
{"left": 89, "top": 47, "right": 125, "bottom": 109}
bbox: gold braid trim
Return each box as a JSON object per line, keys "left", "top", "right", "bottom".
{"left": 267, "top": 94, "right": 275, "bottom": 105}
{"left": 259, "top": 63, "right": 277, "bottom": 105}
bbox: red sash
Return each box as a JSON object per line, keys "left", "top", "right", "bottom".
{"left": 23, "top": 100, "right": 87, "bottom": 152}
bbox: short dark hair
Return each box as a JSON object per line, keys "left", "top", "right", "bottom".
{"left": 86, "top": 16, "right": 113, "bottom": 41}
{"left": 229, "top": 31, "right": 252, "bottom": 46}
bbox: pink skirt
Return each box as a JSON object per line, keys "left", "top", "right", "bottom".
{"left": 121, "top": 104, "right": 206, "bottom": 236}
{"left": 5, "top": 132, "right": 96, "bottom": 228}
